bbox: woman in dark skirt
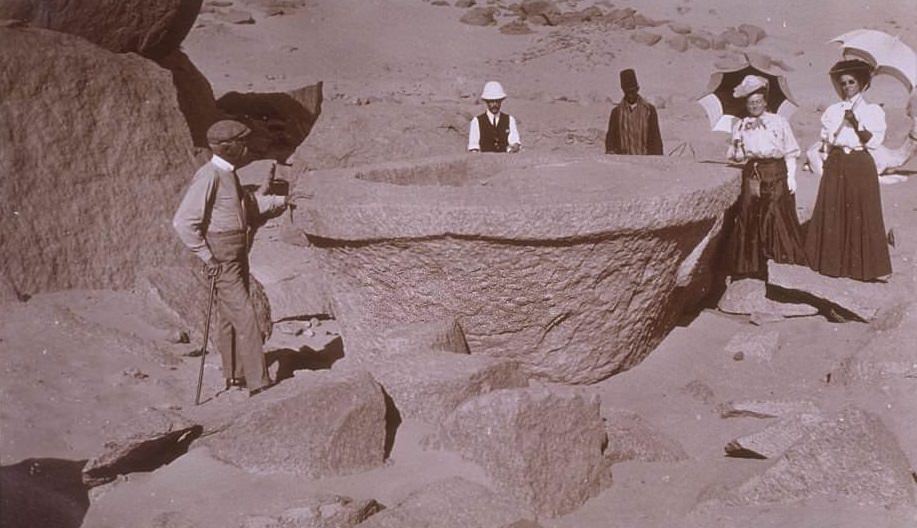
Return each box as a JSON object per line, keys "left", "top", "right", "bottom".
{"left": 805, "top": 60, "right": 892, "bottom": 281}
{"left": 725, "top": 75, "right": 807, "bottom": 278}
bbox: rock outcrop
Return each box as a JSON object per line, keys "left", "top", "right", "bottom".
{"left": 0, "top": 27, "right": 198, "bottom": 297}
{"left": 437, "top": 387, "right": 609, "bottom": 517}
{"left": 359, "top": 477, "right": 534, "bottom": 528}
{"left": 0, "top": 0, "right": 202, "bottom": 59}
{"left": 603, "top": 409, "right": 689, "bottom": 464}
{"left": 204, "top": 369, "right": 387, "bottom": 477}
{"left": 291, "top": 154, "right": 738, "bottom": 383}
{"left": 714, "top": 407, "right": 915, "bottom": 508}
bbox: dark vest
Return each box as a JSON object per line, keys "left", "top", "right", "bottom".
{"left": 477, "top": 113, "right": 510, "bottom": 153}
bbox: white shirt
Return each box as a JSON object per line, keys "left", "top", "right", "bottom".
{"left": 820, "top": 93, "right": 886, "bottom": 151}
{"left": 467, "top": 110, "right": 521, "bottom": 151}
{"left": 730, "top": 112, "right": 800, "bottom": 160}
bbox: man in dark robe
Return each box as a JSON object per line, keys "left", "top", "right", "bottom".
{"left": 605, "top": 69, "right": 664, "bottom": 155}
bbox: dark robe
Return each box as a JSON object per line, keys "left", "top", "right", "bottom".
{"left": 605, "top": 97, "right": 663, "bottom": 155}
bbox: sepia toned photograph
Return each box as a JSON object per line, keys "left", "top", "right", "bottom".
{"left": 1, "top": 0, "right": 915, "bottom": 526}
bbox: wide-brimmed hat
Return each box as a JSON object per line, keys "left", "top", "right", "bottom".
{"left": 620, "top": 69, "right": 639, "bottom": 90}
{"left": 481, "top": 81, "right": 507, "bottom": 100}
{"left": 829, "top": 59, "right": 874, "bottom": 78}
{"left": 732, "top": 75, "right": 769, "bottom": 98}
{"left": 206, "top": 120, "right": 251, "bottom": 144}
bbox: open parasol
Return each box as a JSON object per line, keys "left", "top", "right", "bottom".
{"left": 831, "top": 29, "right": 916, "bottom": 94}
{"left": 697, "top": 55, "right": 798, "bottom": 133}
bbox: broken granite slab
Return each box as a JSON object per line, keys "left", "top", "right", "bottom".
{"left": 767, "top": 262, "right": 894, "bottom": 322}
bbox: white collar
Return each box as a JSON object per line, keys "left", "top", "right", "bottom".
{"left": 211, "top": 154, "right": 235, "bottom": 172}
{"left": 844, "top": 93, "right": 865, "bottom": 107}
{"left": 486, "top": 109, "right": 501, "bottom": 121}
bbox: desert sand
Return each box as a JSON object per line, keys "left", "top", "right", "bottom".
{"left": 2, "top": 1, "right": 917, "bottom": 527}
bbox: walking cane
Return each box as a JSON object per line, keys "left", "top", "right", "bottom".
{"left": 194, "top": 271, "right": 219, "bottom": 406}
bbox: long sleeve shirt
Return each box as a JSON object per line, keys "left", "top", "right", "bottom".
{"left": 730, "top": 112, "right": 800, "bottom": 160}
{"left": 172, "top": 155, "right": 286, "bottom": 263}
{"left": 820, "top": 93, "right": 886, "bottom": 151}
{"left": 467, "top": 110, "right": 520, "bottom": 151}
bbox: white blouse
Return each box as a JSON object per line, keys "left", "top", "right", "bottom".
{"left": 729, "top": 112, "right": 800, "bottom": 160}
{"left": 820, "top": 93, "right": 886, "bottom": 151}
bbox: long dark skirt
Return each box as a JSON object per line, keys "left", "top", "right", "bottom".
{"left": 804, "top": 149, "right": 891, "bottom": 281}
{"left": 726, "top": 158, "right": 807, "bottom": 277}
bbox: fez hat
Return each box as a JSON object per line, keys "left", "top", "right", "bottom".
{"left": 481, "top": 81, "right": 507, "bottom": 100}
{"left": 733, "top": 75, "right": 769, "bottom": 99}
{"left": 620, "top": 69, "right": 639, "bottom": 90}
{"left": 206, "top": 120, "right": 251, "bottom": 144}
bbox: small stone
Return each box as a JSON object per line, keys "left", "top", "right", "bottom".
{"left": 724, "top": 330, "right": 779, "bottom": 362}
{"left": 718, "top": 399, "right": 820, "bottom": 419}
{"left": 725, "top": 413, "right": 826, "bottom": 459}
{"left": 667, "top": 34, "right": 689, "bottom": 52}
{"left": 732, "top": 351, "right": 744, "bottom": 361}
{"left": 688, "top": 35, "right": 711, "bottom": 49}
{"left": 632, "top": 13, "right": 661, "bottom": 27}
{"left": 738, "top": 23, "right": 766, "bottom": 44}
{"left": 122, "top": 368, "right": 149, "bottom": 380}
{"left": 668, "top": 22, "right": 692, "bottom": 34}
{"left": 215, "top": 8, "right": 254, "bottom": 24}
{"left": 604, "top": 410, "right": 689, "bottom": 464}
{"left": 455, "top": 0, "right": 476, "bottom": 7}
{"left": 718, "top": 28, "right": 750, "bottom": 47}
{"left": 500, "top": 19, "right": 533, "bottom": 34}
{"left": 459, "top": 6, "right": 498, "bottom": 26}
{"left": 630, "top": 30, "right": 662, "bottom": 46}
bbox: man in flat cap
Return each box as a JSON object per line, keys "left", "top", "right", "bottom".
{"left": 605, "top": 69, "right": 663, "bottom": 155}
{"left": 173, "top": 120, "right": 289, "bottom": 396}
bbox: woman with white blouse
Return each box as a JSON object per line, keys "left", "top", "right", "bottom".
{"left": 805, "top": 60, "right": 892, "bottom": 281}
{"left": 725, "top": 75, "right": 807, "bottom": 278}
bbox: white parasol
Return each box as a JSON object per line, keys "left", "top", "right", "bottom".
{"left": 830, "top": 29, "right": 916, "bottom": 93}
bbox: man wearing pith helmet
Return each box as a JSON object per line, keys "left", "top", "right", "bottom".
{"left": 468, "top": 81, "right": 522, "bottom": 153}
{"left": 172, "top": 119, "right": 289, "bottom": 397}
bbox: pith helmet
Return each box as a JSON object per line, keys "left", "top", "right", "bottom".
{"left": 481, "top": 81, "right": 507, "bottom": 100}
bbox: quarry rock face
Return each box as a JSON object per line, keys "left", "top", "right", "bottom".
{"left": 291, "top": 154, "right": 739, "bottom": 383}
{"left": 0, "top": 0, "right": 202, "bottom": 59}
{"left": 204, "top": 369, "right": 387, "bottom": 478}
{"left": 438, "top": 387, "right": 609, "bottom": 517}
{"left": 0, "top": 27, "right": 198, "bottom": 297}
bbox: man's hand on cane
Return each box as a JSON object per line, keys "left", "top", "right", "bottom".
{"left": 204, "top": 258, "right": 222, "bottom": 278}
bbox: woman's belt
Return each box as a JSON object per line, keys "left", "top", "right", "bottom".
{"left": 829, "top": 145, "right": 866, "bottom": 155}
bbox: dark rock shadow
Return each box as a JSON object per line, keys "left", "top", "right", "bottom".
{"left": 156, "top": 49, "right": 220, "bottom": 148}
{"left": 217, "top": 82, "right": 324, "bottom": 163}
{"left": 0, "top": 458, "right": 89, "bottom": 528}
{"left": 82, "top": 426, "right": 204, "bottom": 487}
{"left": 381, "top": 388, "right": 402, "bottom": 459}
{"left": 265, "top": 336, "right": 344, "bottom": 382}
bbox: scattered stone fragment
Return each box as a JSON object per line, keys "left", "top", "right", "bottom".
{"left": 667, "top": 34, "right": 689, "bottom": 52}
{"left": 725, "top": 413, "right": 826, "bottom": 459}
{"left": 455, "top": 0, "right": 476, "bottom": 7}
{"left": 244, "top": 494, "right": 384, "bottom": 528}
{"left": 579, "top": 6, "right": 604, "bottom": 21}
{"left": 688, "top": 35, "right": 712, "bottom": 49}
{"left": 500, "top": 19, "right": 533, "bottom": 34}
{"left": 767, "top": 262, "right": 891, "bottom": 322}
{"left": 604, "top": 410, "right": 689, "bottom": 464}
{"left": 520, "top": 0, "right": 557, "bottom": 17}
{"left": 121, "top": 368, "right": 150, "bottom": 380}
{"left": 460, "top": 6, "right": 497, "bottom": 25}
{"left": 715, "top": 407, "right": 915, "bottom": 508}
{"left": 718, "top": 399, "right": 820, "bottom": 419}
{"left": 718, "top": 28, "right": 750, "bottom": 47}
{"left": 204, "top": 370, "right": 387, "bottom": 477}
{"left": 738, "top": 23, "right": 766, "bottom": 44}
{"left": 604, "top": 7, "right": 636, "bottom": 23}
{"left": 276, "top": 320, "right": 305, "bottom": 336}
{"left": 631, "top": 30, "right": 662, "bottom": 46}
{"left": 438, "top": 387, "right": 608, "bottom": 517}
{"left": 668, "top": 22, "right": 692, "bottom": 34}
{"left": 360, "top": 477, "right": 532, "bottom": 528}
{"left": 724, "top": 330, "right": 779, "bottom": 362}
{"left": 681, "top": 380, "right": 717, "bottom": 404}
{"left": 82, "top": 411, "right": 202, "bottom": 487}
{"left": 832, "top": 302, "right": 917, "bottom": 384}
{"left": 431, "top": 0, "right": 449, "bottom": 5}
{"left": 717, "top": 277, "right": 818, "bottom": 318}
{"left": 632, "top": 13, "right": 662, "bottom": 27}
{"left": 367, "top": 352, "right": 527, "bottom": 424}
{"left": 216, "top": 8, "right": 254, "bottom": 24}
{"left": 732, "top": 351, "right": 744, "bottom": 361}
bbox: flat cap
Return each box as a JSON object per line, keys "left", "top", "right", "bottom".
{"left": 206, "top": 120, "right": 251, "bottom": 144}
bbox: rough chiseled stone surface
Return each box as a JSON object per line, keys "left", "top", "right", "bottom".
{"left": 292, "top": 154, "right": 738, "bottom": 383}
{"left": 0, "top": 0, "right": 202, "bottom": 59}
{"left": 725, "top": 413, "right": 826, "bottom": 459}
{"left": 366, "top": 351, "right": 528, "bottom": 424}
{"left": 204, "top": 370, "right": 387, "bottom": 477}
{"left": 603, "top": 409, "right": 689, "bottom": 464}
{"left": 715, "top": 407, "right": 915, "bottom": 508}
{"left": 0, "top": 27, "right": 197, "bottom": 297}
{"left": 359, "top": 477, "right": 534, "bottom": 528}
{"left": 379, "top": 318, "right": 471, "bottom": 356}
{"left": 438, "top": 387, "right": 609, "bottom": 517}
{"left": 242, "top": 495, "right": 384, "bottom": 528}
